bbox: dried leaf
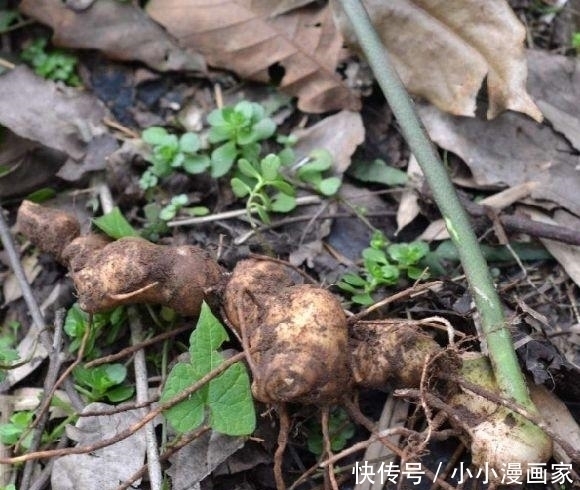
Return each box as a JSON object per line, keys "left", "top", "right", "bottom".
{"left": 3, "top": 254, "right": 41, "bottom": 304}
{"left": 292, "top": 111, "right": 365, "bottom": 173}
{"left": 146, "top": 0, "right": 360, "bottom": 113}
{"left": 331, "top": 0, "right": 541, "bottom": 121}
{"left": 0, "top": 66, "right": 118, "bottom": 181}
{"left": 418, "top": 101, "right": 580, "bottom": 216}
{"left": 52, "top": 403, "right": 147, "bottom": 490}
{"left": 396, "top": 155, "right": 421, "bottom": 233}
{"left": 527, "top": 50, "right": 580, "bottom": 150}
{"left": 19, "top": 0, "right": 206, "bottom": 73}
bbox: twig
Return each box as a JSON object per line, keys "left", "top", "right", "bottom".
{"left": 116, "top": 425, "right": 211, "bottom": 490}
{"left": 84, "top": 324, "right": 191, "bottom": 368}
{"left": 20, "top": 309, "right": 65, "bottom": 490}
{"left": 167, "top": 195, "right": 322, "bottom": 227}
{"left": 0, "top": 351, "right": 246, "bottom": 464}
{"left": 27, "top": 435, "right": 70, "bottom": 490}
{"left": 128, "top": 307, "right": 163, "bottom": 490}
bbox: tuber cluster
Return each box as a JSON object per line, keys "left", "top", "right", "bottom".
{"left": 15, "top": 201, "right": 554, "bottom": 488}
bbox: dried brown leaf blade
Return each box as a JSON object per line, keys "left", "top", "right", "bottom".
{"left": 146, "top": 0, "right": 360, "bottom": 113}
{"left": 19, "top": 0, "right": 206, "bottom": 73}
{"left": 331, "top": 0, "right": 541, "bottom": 121}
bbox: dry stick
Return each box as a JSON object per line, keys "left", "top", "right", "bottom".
{"left": 347, "top": 280, "right": 443, "bottom": 325}
{"left": 28, "top": 435, "right": 70, "bottom": 490}
{"left": 0, "top": 351, "right": 246, "bottom": 464}
{"left": 116, "top": 425, "right": 211, "bottom": 490}
{"left": 20, "top": 309, "right": 66, "bottom": 490}
{"left": 342, "top": 399, "right": 456, "bottom": 490}
{"left": 78, "top": 398, "right": 158, "bottom": 417}
{"left": 128, "top": 307, "right": 162, "bottom": 490}
{"left": 85, "top": 324, "right": 191, "bottom": 368}
{"left": 321, "top": 407, "right": 339, "bottom": 490}
{"left": 274, "top": 404, "right": 291, "bottom": 490}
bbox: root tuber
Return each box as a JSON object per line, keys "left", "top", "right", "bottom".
{"left": 223, "top": 259, "right": 352, "bottom": 405}
{"left": 16, "top": 200, "right": 224, "bottom": 316}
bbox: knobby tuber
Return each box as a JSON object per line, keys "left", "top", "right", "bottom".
{"left": 15, "top": 200, "right": 554, "bottom": 487}
{"left": 223, "top": 258, "right": 352, "bottom": 404}
{"left": 17, "top": 200, "right": 223, "bottom": 316}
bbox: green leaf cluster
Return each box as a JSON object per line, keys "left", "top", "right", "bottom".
{"left": 338, "top": 231, "right": 429, "bottom": 305}
{"left": 207, "top": 101, "right": 276, "bottom": 177}
{"left": 139, "top": 128, "right": 209, "bottom": 190}
{"left": 0, "top": 411, "right": 34, "bottom": 449}
{"left": 306, "top": 408, "right": 355, "bottom": 456}
{"left": 295, "top": 149, "right": 341, "bottom": 196}
{"left": 0, "top": 321, "right": 20, "bottom": 383}
{"left": 20, "top": 38, "right": 80, "bottom": 86}
{"left": 231, "top": 153, "right": 296, "bottom": 226}
{"left": 64, "top": 303, "right": 126, "bottom": 358}
{"left": 161, "top": 302, "right": 255, "bottom": 436}
{"left": 73, "top": 363, "right": 134, "bottom": 403}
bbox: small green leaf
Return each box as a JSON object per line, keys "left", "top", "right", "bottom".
{"left": 341, "top": 273, "right": 367, "bottom": 287}
{"left": 25, "top": 187, "right": 56, "bottom": 203}
{"left": 352, "top": 293, "right": 374, "bottom": 306}
{"left": 105, "top": 385, "right": 134, "bottom": 403}
{"left": 159, "top": 205, "right": 177, "bottom": 221}
{"left": 208, "top": 363, "right": 255, "bottom": 435}
{"left": 270, "top": 179, "right": 295, "bottom": 196}
{"left": 250, "top": 118, "right": 276, "bottom": 142}
{"left": 231, "top": 177, "right": 251, "bottom": 198}
{"left": 361, "top": 248, "right": 388, "bottom": 264}
{"left": 189, "top": 303, "right": 228, "bottom": 375}
{"left": 237, "top": 159, "right": 261, "bottom": 179}
{"left": 185, "top": 206, "right": 210, "bottom": 217}
{"left": 254, "top": 205, "right": 270, "bottom": 224}
{"left": 388, "top": 241, "right": 429, "bottom": 266}
{"left": 260, "top": 154, "right": 281, "bottom": 181}
{"left": 318, "top": 177, "right": 341, "bottom": 196}
{"left": 93, "top": 207, "right": 138, "bottom": 239}
{"left": 182, "top": 154, "right": 210, "bottom": 174}
{"left": 378, "top": 264, "right": 400, "bottom": 284}
{"left": 348, "top": 159, "right": 408, "bottom": 187}
{"left": 142, "top": 127, "right": 169, "bottom": 146}
{"left": 271, "top": 193, "right": 296, "bottom": 213}
{"left": 211, "top": 141, "right": 237, "bottom": 178}
{"left": 162, "top": 362, "right": 206, "bottom": 433}
{"left": 179, "top": 133, "right": 201, "bottom": 153}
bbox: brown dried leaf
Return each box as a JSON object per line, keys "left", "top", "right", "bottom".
{"left": 19, "top": 0, "right": 206, "bottom": 73}
{"left": 146, "top": 0, "right": 360, "bottom": 113}
{"left": 331, "top": 0, "right": 541, "bottom": 121}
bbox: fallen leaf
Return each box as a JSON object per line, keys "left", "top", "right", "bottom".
{"left": 146, "top": 0, "right": 360, "bottom": 113}
{"left": 19, "top": 0, "right": 206, "bottom": 73}
{"left": 331, "top": 0, "right": 541, "bottom": 121}
{"left": 527, "top": 50, "right": 580, "bottom": 151}
{"left": 0, "top": 66, "right": 117, "bottom": 181}
{"left": 417, "top": 100, "right": 580, "bottom": 216}
{"left": 292, "top": 111, "right": 365, "bottom": 173}
{"left": 52, "top": 403, "right": 147, "bottom": 490}
{"left": 396, "top": 155, "right": 421, "bottom": 233}
{"left": 167, "top": 430, "right": 245, "bottom": 490}
{"left": 521, "top": 208, "right": 580, "bottom": 288}
{"left": 3, "top": 253, "right": 41, "bottom": 304}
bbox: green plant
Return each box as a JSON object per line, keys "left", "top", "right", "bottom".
{"left": 161, "top": 302, "right": 255, "bottom": 436}
{"left": 72, "top": 363, "right": 134, "bottom": 403}
{"left": 20, "top": 38, "right": 80, "bottom": 86}
{"left": 231, "top": 153, "right": 296, "bottom": 226}
{"left": 572, "top": 32, "right": 580, "bottom": 52}
{"left": 338, "top": 231, "right": 429, "bottom": 305}
{"left": 0, "top": 411, "right": 34, "bottom": 450}
{"left": 207, "top": 100, "right": 276, "bottom": 177}
{"left": 293, "top": 149, "right": 341, "bottom": 196}
{"left": 0, "top": 321, "right": 20, "bottom": 382}
{"left": 305, "top": 408, "right": 355, "bottom": 456}
{"left": 139, "top": 127, "right": 210, "bottom": 190}
{"left": 64, "top": 303, "right": 126, "bottom": 358}
{"left": 93, "top": 207, "right": 139, "bottom": 239}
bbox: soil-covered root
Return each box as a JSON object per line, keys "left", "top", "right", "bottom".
{"left": 16, "top": 200, "right": 224, "bottom": 316}
{"left": 17, "top": 200, "right": 81, "bottom": 262}
{"left": 223, "top": 259, "right": 352, "bottom": 405}
{"left": 350, "top": 321, "right": 441, "bottom": 389}
{"left": 70, "top": 237, "right": 224, "bottom": 315}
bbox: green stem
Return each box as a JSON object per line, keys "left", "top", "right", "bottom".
{"left": 337, "top": 0, "right": 533, "bottom": 409}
